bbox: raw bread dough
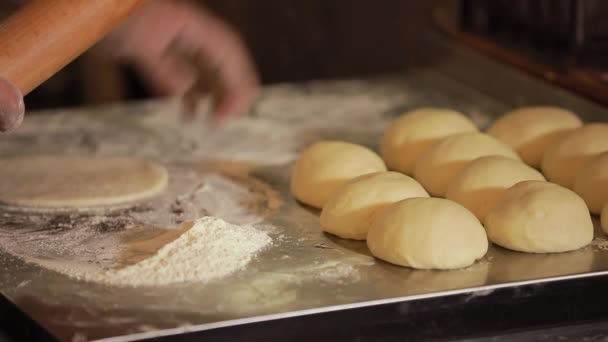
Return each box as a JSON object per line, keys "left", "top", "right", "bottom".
{"left": 484, "top": 181, "right": 593, "bottom": 253}
{"left": 487, "top": 106, "right": 582, "bottom": 168}
{"left": 541, "top": 123, "right": 608, "bottom": 188}
{"left": 381, "top": 108, "right": 478, "bottom": 175}
{"left": 367, "top": 197, "right": 488, "bottom": 270}
{"left": 602, "top": 205, "right": 608, "bottom": 234}
{"left": 572, "top": 151, "right": 608, "bottom": 214}
{"left": 320, "top": 172, "right": 429, "bottom": 240}
{"left": 414, "top": 132, "right": 520, "bottom": 197}
{"left": 0, "top": 155, "right": 168, "bottom": 208}
{"left": 446, "top": 156, "right": 545, "bottom": 221}
{"left": 290, "top": 141, "right": 386, "bottom": 209}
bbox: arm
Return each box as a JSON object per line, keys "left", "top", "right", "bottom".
{"left": 0, "top": 0, "right": 259, "bottom": 132}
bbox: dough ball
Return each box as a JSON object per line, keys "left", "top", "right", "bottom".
{"left": 0, "top": 155, "right": 168, "bottom": 208}
{"left": 290, "top": 141, "right": 386, "bottom": 208}
{"left": 367, "top": 198, "right": 488, "bottom": 270}
{"left": 485, "top": 181, "right": 593, "bottom": 253}
{"left": 573, "top": 151, "right": 608, "bottom": 214}
{"left": 446, "top": 156, "right": 545, "bottom": 221}
{"left": 320, "top": 172, "right": 429, "bottom": 240}
{"left": 602, "top": 205, "right": 608, "bottom": 235}
{"left": 380, "top": 108, "right": 478, "bottom": 175}
{"left": 487, "top": 106, "right": 582, "bottom": 168}
{"left": 414, "top": 132, "right": 520, "bottom": 197}
{"left": 541, "top": 123, "right": 608, "bottom": 188}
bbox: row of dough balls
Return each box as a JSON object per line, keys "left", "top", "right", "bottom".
{"left": 378, "top": 106, "right": 606, "bottom": 222}
{"left": 290, "top": 107, "right": 606, "bottom": 270}
{"left": 290, "top": 145, "right": 488, "bottom": 270}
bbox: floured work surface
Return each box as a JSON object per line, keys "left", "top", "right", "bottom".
{"left": 2, "top": 42, "right": 608, "bottom": 342}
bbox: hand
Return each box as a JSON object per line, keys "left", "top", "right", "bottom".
{"left": 0, "top": 77, "right": 24, "bottom": 133}
{"left": 104, "top": 0, "right": 259, "bottom": 122}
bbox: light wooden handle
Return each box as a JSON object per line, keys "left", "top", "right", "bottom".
{"left": 0, "top": 0, "right": 145, "bottom": 95}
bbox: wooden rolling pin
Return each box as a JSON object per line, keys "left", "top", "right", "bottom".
{"left": 0, "top": 0, "right": 145, "bottom": 95}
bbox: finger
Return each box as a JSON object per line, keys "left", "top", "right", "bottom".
{"left": 170, "top": 39, "right": 238, "bottom": 122}
{"left": 209, "top": 43, "right": 259, "bottom": 121}
{"left": 177, "top": 5, "right": 260, "bottom": 120}
{"left": 212, "top": 80, "right": 258, "bottom": 123}
{"left": 132, "top": 52, "right": 196, "bottom": 98}
{"left": 214, "top": 46, "right": 260, "bottom": 116}
{"left": 0, "top": 78, "right": 25, "bottom": 133}
{"left": 168, "top": 38, "right": 216, "bottom": 119}
{"left": 176, "top": 44, "right": 258, "bottom": 124}
{"left": 182, "top": 80, "right": 207, "bottom": 121}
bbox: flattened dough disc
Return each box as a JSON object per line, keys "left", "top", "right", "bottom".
{"left": 0, "top": 155, "right": 169, "bottom": 208}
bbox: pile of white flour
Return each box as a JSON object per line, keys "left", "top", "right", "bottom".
{"left": 67, "top": 216, "right": 272, "bottom": 287}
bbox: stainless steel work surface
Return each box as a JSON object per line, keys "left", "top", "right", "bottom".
{"left": 0, "top": 31, "right": 607, "bottom": 342}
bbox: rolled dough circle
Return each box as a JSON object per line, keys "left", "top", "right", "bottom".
{"left": 487, "top": 106, "right": 582, "bottom": 168}
{"left": 0, "top": 155, "right": 169, "bottom": 208}
{"left": 541, "top": 123, "right": 608, "bottom": 188}
{"left": 414, "top": 132, "right": 520, "bottom": 197}
{"left": 290, "top": 141, "right": 387, "bottom": 209}
{"left": 320, "top": 172, "right": 429, "bottom": 240}
{"left": 602, "top": 205, "right": 608, "bottom": 235}
{"left": 484, "top": 181, "right": 593, "bottom": 253}
{"left": 446, "top": 156, "right": 546, "bottom": 221}
{"left": 380, "top": 108, "right": 478, "bottom": 175}
{"left": 367, "top": 197, "right": 488, "bottom": 270}
{"left": 572, "top": 151, "right": 608, "bottom": 214}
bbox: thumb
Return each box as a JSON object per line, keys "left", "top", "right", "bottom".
{"left": 0, "top": 77, "right": 25, "bottom": 133}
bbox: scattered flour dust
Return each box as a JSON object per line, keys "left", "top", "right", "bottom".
{"left": 591, "top": 237, "right": 608, "bottom": 251}
{"left": 63, "top": 216, "right": 272, "bottom": 287}
{"left": 317, "top": 264, "right": 358, "bottom": 284}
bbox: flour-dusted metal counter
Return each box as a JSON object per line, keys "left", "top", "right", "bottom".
{"left": 0, "top": 31, "right": 608, "bottom": 342}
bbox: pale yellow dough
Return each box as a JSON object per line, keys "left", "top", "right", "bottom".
{"left": 414, "top": 132, "right": 520, "bottom": 197}
{"left": 541, "top": 123, "right": 608, "bottom": 188}
{"left": 320, "top": 172, "right": 429, "bottom": 240}
{"left": 446, "top": 156, "right": 545, "bottom": 221}
{"left": 445, "top": 156, "right": 545, "bottom": 221}
{"left": 484, "top": 181, "right": 593, "bottom": 253}
{"left": 367, "top": 198, "right": 488, "bottom": 270}
{"left": 380, "top": 108, "right": 478, "bottom": 175}
{"left": 487, "top": 106, "right": 582, "bottom": 168}
{"left": 290, "top": 141, "right": 386, "bottom": 209}
{"left": 0, "top": 155, "right": 168, "bottom": 208}
{"left": 572, "top": 151, "right": 608, "bottom": 214}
